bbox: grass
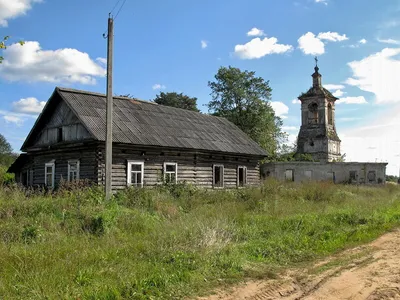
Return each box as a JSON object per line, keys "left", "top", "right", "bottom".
{"left": 0, "top": 180, "right": 399, "bottom": 299}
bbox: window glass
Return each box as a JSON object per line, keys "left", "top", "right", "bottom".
{"left": 128, "top": 162, "right": 144, "bottom": 187}
{"left": 213, "top": 165, "right": 224, "bottom": 188}
{"left": 238, "top": 166, "right": 247, "bottom": 187}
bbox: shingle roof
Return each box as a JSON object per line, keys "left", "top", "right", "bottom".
{"left": 298, "top": 86, "right": 338, "bottom": 101}
{"left": 24, "top": 87, "right": 267, "bottom": 157}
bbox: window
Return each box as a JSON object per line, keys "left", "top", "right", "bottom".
{"left": 349, "top": 171, "right": 357, "bottom": 182}
{"left": 285, "top": 169, "right": 294, "bottom": 181}
{"left": 127, "top": 161, "right": 144, "bottom": 187}
{"left": 308, "top": 102, "right": 319, "bottom": 124}
{"left": 328, "top": 103, "right": 333, "bottom": 125}
{"left": 45, "top": 162, "right": 55, "bottom": 189}
{"left": 68, "top": 160, "right": 80, "bottom": 182}
{"left": 237, "top": 166, "right": 247, "bottom": 187}
{"left": 57, "top": 127, "right": 63, "bottom": 142}
{"left": 164, "top": 162, "right": 177, "bottom": 184}
{"left": 213, "top": 165, "right": 224, "bottom": 188}
{"left": 368, "top": 171, "right": 376, "bottom": 183}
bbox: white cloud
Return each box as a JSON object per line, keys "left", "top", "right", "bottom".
{"left": 234, "top": 37, "right": 293, "bottom": 59}
{"left": 96, "top": 57, "right": 107, "bottom": 65}
{"left": 346, "top": 48, "right": 400, "bottom": 103}
{"left": 332, "top": 90, "right": 345, "bottom": 97}
{"left": 201, "top": 40, "right": 208, "bottom": 49}
{"left": 315, "top": 0, "right": 328, "bottom": 5}
{"left": 336, "top": 96, "right": 367, "bottom": 104}
{"left": 0, "top": 41, "right": 106, "bottom": 84}
{"left": 292, "top": 99, "right": 301, "bottom": 104}
{"left": 152, "top": 84, "right": 166, "bottom": 90}
{"left": 298, "top": 32, "right": 325, "bottom": 55}
{"left": 359, "top": 39, "right": 367, "bottom": 44}
{"left": 270, "top": 101, "right": 289, "bottom": 118}
{"left": 317, "top": 32, "right": 348, "bottom": 42}
{"left": 377, "top": 38, "right": 400, "bottom": 45}
{"left": 298, "top": 31, "right": 348, "bottom": 55}
{"left": 247, "top": 28, "right": 265, "bottom": 37}
{"left": 324, "top": 84, "right": 345, "bottom": 90}
{"left": 0, "top": 0, "right": 42, "bottom": 27}
{"left": 341, "top": 105, "right": 400, "bottom": 175}
{"left": 12, "top": 97, "right": 45, "bottom": 115}
{"left": 3, "top": 115, "right": 23, "bottom": 125}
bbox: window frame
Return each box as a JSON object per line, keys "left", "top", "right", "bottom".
{"left": 213, "top": 164, "right": 224, "bottom": 188}
{"left": 127, "top": 161, "right": 144, "bottom": 187}
{"left": 163, "top": 162, "right": 178, "bottom": 184}
{"left": 285, "top": 169, "right": 294, "bottom": 181}
{"left": 45, "top": 162, "right": 55, "bottom": 189}
{"left": 237, "top": 166, "right": 247, "bottom": 187}
{"left": 67, "top": 160, "right": 80, "bottom": 182}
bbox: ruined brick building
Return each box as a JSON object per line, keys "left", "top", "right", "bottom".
{"left": 262, "top": 62, "right": 387, "bottom": 184}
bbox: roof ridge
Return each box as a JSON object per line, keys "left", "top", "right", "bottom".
{"left": 56, "top": 86, "right": 157, "bottom": 105}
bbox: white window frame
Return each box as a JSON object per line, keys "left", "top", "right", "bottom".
{"left": 164, "top": 162, "right": 178, "bottom": 184}
{"left": 237, "top": 166, "right": 247, "bottom": 187}
{"left": 45, "top": 162, "right": 55, "bottom": 189}
{"left": 213, "top": 164, "right": 224, "bottom": 188}
{"left": 127, "top": 161, "right": 144, "bottom": 187}
{"left": 67, "top": 160, "right": 80, "bottom": 182}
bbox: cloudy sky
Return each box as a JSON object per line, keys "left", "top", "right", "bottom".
{"left": 1, "top": 0, "right": 400, "bottom": 175}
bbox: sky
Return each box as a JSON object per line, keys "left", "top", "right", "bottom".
{"left": 1, "top": 0, "right": 400, "bottom": 175}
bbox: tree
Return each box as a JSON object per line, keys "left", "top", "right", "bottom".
{"left": 153, "top": 92, "right": 199, "bottom": 112}
{"left": 208, "top": 66, "right": 286, "bottom": 156}
{"left": 0, "top": 134, "right": 16, "bottom": 167}
{"left": 1, "top": 36, "right": 24, "bottom": 63}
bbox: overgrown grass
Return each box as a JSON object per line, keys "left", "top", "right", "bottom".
{"left": 0, "top": 180, "right": 399, "bottom": 299}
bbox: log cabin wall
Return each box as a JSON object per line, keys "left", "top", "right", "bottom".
{"left": 28, "top": 147, "right": 98, "bottom": 187}
{"left": 97, "top": 145, "right": 261, "bottom": 190}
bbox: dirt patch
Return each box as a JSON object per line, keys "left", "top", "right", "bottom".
{"left": 198, "top": 229, "right": 400, "bottom": 300}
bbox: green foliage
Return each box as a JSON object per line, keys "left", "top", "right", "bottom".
{"left": 386, "top": 175, "right": 399, "bottom": 183}
{"left": 0, "top": 183, "right": 399, "bottom": 298}
{"left": 208, "top": 66, "right": 286, "bottom": 156}
{"left": 153, "top": 91, "right": 200, "bottom": 112}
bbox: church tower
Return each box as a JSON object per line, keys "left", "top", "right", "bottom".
{"left": 296, "top": 59, "right": 341, "bottom": 162}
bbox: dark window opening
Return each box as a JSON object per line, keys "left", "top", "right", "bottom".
{"left": 368, "top": 171, "right": 376, "bottom": 183}
{"left": 328, "top": 103, "right": 333, "bottom": 125}
{"left": 308, "top": 102, "right": 319, "bottom": 124}
{"left": 213, "top": 165, "right": 224, "bottom": 188}
{"left": 57, "top": 127, "right": 63, "bottom": 142}
{"left": 238, "top": 166, "right": 247, "bottom": 187}
{"left": 349, "top": 171, "right": 357, "bottom": 182}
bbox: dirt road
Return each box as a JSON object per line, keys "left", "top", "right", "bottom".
{"left": 200, "top": 229, "right": 400, "bottom": 300}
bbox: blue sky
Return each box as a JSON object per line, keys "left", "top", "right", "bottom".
{"left": 1, "top": 0, "right": 400, "bottom": 174}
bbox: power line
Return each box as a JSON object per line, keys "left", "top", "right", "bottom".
{"left": 110, "top": 0, "right": 123, "bottom": 15}
{"left": 114, "top": 0, "right": 127, "bottom": 20}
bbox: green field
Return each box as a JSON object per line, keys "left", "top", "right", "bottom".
{"left": 0, "top": 180, "right": 399, "bottom": 299}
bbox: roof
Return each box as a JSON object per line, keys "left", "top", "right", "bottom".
{"left": 22, "top": 87, "right": 267, "bottom": 157}
{"left": 299, "top": 86, "right": 338, "bottom": 101}
{"left": 7, "top": 153, "right": 29, "bottom": 174}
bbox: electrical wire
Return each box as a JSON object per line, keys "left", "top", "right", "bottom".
{"left": 113, "top": 0, "right": 127, "bottom": 21}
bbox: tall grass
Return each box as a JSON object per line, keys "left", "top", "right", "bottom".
{"left": 0, "top": 180, "right": 399, "bottom": 299}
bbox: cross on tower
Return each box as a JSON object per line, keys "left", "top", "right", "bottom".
{"left": 314, "top": 56, "right": 318, "bottom": 67}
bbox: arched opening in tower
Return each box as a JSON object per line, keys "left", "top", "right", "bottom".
{"left": 308, "top": 102, "right": 318, "bottom": 124}
{"left": 328, "top": 103, "right": 333, "bottom": 125}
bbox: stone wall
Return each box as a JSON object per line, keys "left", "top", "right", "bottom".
{"left": 261, "top": 161, "right": 387, "bottom": 184}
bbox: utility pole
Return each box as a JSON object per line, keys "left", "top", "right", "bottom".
{"left": 105, "top": 16, "right": 114, "bottom": 200}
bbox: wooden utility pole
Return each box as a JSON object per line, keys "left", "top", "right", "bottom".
{"left": 105, "top": 16, "right": 114, "bottom": 200}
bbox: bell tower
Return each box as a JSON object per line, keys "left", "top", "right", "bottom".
{"left": 296, "top": 58, "right": 341, "bottom": 162}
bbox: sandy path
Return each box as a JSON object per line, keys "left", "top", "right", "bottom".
{"left": 199, "top": 229, "right": 400, "bottom": 300}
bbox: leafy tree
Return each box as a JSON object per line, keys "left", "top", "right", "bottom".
{"left": 1, "top": 36, "right": 24, "bottom": 64}
{"left": 154, "top": 92, "right": 199, "bottom": 112}
{"left": 208, "top": 66, "right": 286, "bottom": 156}
{"left": 0, "top": 134, "right": 16, "bottom": 167}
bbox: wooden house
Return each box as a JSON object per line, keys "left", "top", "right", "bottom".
{"left": 8, "top": 87, "right": 267, "bottom": 189}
